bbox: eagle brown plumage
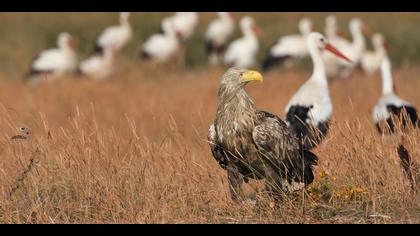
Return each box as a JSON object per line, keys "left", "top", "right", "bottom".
{"left": 208, "top": 67, "right": 318, "bottom": 202}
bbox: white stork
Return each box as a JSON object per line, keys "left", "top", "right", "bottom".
{"left": 224, "top": 16, "right": 261, "bottom": 69}
{"left": 361, "top": 33, "right": 388, "bottom": 75}
{"left": 285, "top": 32, "right": 352, "bottom": 149}
{"left": 324, "top": 15, "right": 349, "bottom": 46}
{"left": 28, "top": 32, "right": 77, "bottom": 83}
{"left": 262, "top": 18, "right": 313, "bottom": 71}
{"left": 140, "top": 17, "right": 180, "bottom": 63}
{"left": 94, "top": 12, "right": 132, "bottom": 54}
{"left": 325, "top": 15, "right": 338, "bottom": 41}
{"left": 204, "top": 12, "right": 235, "bottom": 65}
{"left": 171, "top": 12, "right": 199, "bottom": 42}
{"left": 78, "top": 47, "right": 115, "bottom": 80}
{"left": 373, "top": 57, "right": 419, "bottom": 133}
{"left": 323, "top": 18, "right": 368, "bottom": 79}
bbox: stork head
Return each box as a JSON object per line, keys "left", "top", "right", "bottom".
{"left": 57, "top": 32, "right": 75, "bottom": 49}
{"left": 120, "top": 12, "right": 131, "bottom": 25}
{"left": 326, "top": 15, "right": 337, "bottom": 27}
{"left": 218, "top": 12, "right": 232, "bottom": 19}
{"left": 325, "top": 15, "right": 338, "bottom": 38}
{"left": 372, "top": 33, "right": 388, "bottom": 51}
{"left": 299, "top": 17, "right": 313, "bottom": 36}
{"left": 240, "top": 16, "right": 262, "bottom": 37}
{"left": 350, "top": 18, "right": 370, "bottom": 36}
{"left": 161, "top": 17, "right": 178, "bottom": 37}
{"left": 307, "top": 32, "right": 352, "bottom": 64}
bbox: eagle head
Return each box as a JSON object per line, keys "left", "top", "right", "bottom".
{"left": 220, "top": 67, "right": 263, "bottom": 90}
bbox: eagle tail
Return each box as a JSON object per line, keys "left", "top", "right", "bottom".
{"left": 283, "top": 149, "right": 318, "bottom": 186}
{"left": 301, "top": 149, "right": 318, "bottom": 185}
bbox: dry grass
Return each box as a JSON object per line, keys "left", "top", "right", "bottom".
{"left": 0, "top": 59, "right": 418, "bottom": 223}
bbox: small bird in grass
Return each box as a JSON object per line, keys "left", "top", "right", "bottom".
{"left": 11, "top": 127, "right": 31, "bottom": 141}
{"left": 208, "top": 67, "right": 318, "bottom": 203}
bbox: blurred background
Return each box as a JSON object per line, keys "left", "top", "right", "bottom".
{"left": 1, "top": 12, "right": 420, "bottom": 79}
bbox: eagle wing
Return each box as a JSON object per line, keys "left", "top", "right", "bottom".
{"left": 252, "top": 110, "right": 318, "bottom": 185}
{"left": 208, "top": 124, "right": 228, "bottom": 169}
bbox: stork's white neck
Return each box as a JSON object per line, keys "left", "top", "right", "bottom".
{"left": 120, "top": 20, "right": 130, "bottom": 27}
{"left": 308, "top": 43, "right": 327, "bottom": 85}
{"left": 166, "top": 30, "right": 177, "bottom": 40}
{"left": 103, "top": 49, "right": 114, "bottom": 63}
{"left": 381, "top": 57, "right": 394, "bottom": 95}
{"left": 59, "top": 42, "right": 74, "bottom": 51}
{"left": 162, "top": 21, "right": 177, "bottom": 39}
{"left": 350, "top": 26, "right": 365, "bottom": 53}
{"left": 63, "top": 46, "right": 74, "bottom": 52}
{"left": 301, "top": 28, "right": 312, "bottom": 38}
{"left": 374, "top": 42, "right": 386, "bottom": 56}
{"left": 325, "top": 24, "right": 337, "bottom": 39}
{"left": 220, "top": 13, "right": 232, "bottom": 22}
{"left": 242, "top": 26, "right": 257, "bottom": 40}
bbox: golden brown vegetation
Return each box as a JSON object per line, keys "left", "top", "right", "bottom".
{"left": 0, "top": 60, "right": 418, "bottom": 223}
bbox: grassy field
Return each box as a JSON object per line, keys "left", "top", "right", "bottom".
{"left": 0, "top": 13, "right": 419, "bottom": 223}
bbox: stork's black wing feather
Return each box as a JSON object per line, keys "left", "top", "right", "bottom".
{"left": 285, "top": 105, "right": 329, "bottom": 149}
{"left": 386, "top": 105, "right": 419, "bottom": 129}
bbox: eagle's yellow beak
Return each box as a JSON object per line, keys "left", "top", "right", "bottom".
{"left": 240, "top": 70, "right": 263, "bottom": 83}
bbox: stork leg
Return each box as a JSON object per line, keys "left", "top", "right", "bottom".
{"left": 178, "top": 43, "right": 187, "bottom": 67}
{"left": 226, "top": 164, "right": 245, "bottom": 203}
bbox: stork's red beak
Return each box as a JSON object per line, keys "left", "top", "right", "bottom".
{"left": 68, "top": 38, "right": 75, "bottom": 49}
{"left": 383, "top": 41, "right": 389, "bottom": 51}
{"left": 252, "top": 24, "right": 263, "bottom": 37}
{"left": 325, "top": 43, "right": 352, "bottom": 64}
{"left": 362, "top": 24, "right": 371, "bottom": 36}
